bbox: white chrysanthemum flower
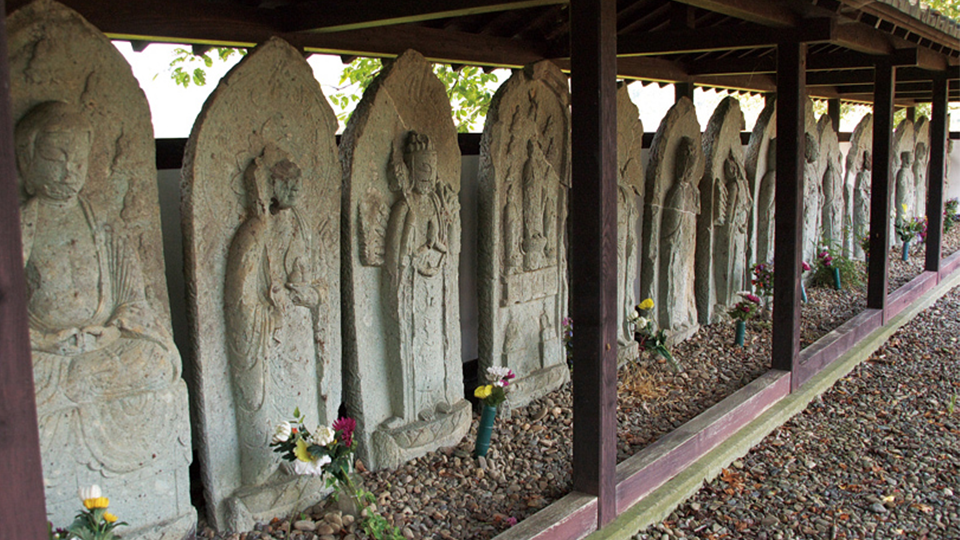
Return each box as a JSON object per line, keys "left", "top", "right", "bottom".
{"left": 293, "top": 454, "right": 331, "bottom": 476}
{"left": 636, "top": 317, "right": 649, "bottom": 330}
{"left": 631, "top": 308, "right": 640, "bottom": 321}
{"left": 312, "top": 425, "right": 336, "bottom": 447}
{"left": 271, "top": 421, "right": 292, "bottom": 444}
{"left": 78, "top": 485, "right": 101, "bottom": 502}
{"left": 486, "top": 366, "right": 511, "bottom": 382}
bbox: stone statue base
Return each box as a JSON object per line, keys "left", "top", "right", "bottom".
{"left": 504, "top": 362, "right": 569, "bottom": 411}
{"left": 224, "top": 474, "right": 330, "bottom": 532}
{"left": 371, "top": 399, "right": 472, "bottom": 470}
{"left": 617, "top": 341, "right": 640, "bottom": 368}
{"left": 665, "top": 323, "right": 699, "bottom": 348}
{"left": 122, "top": 511, "right": 197, "bottom": 540}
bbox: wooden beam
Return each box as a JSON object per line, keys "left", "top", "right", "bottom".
{"left": 772, "top": 40, "right": 805, "bottom": 388}
{"left": 926, "top": 72, "right": 948, "bottom": 273}
{"left": 675, "top": 82, "right": 695, "bottom": 101}
{"left": 671, "top": 0, "right": 796, "bottom": 28}
{"left": 617, "top": 18, "right": 834, "bottom": 57}
{"left": 867, "top": 59, "right": 894, "bottom": 314}
{"left": 570, "top": 0, "right": 618, "bottom": 528}
{"left": 828, "top": 98, "right": 840, "bottom": 132}
{"left": 278, "top": 0, "right": 567, "bottom": 33}
{"left": 0, "top": 0, "right": 48, "bottom": 536}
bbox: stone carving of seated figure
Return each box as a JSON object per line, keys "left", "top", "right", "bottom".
{"left": 17, "top": 101, "right": 183, "bottom": 480}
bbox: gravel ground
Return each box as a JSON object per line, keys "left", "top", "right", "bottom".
{"left": 634, "top": 282, "right": 960, "bottom": 540}
{"left": 197, "top": 224, "right": 960, "bottom": 540}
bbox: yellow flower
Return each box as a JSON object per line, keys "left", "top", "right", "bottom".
{"left": 83, "top": 497, "right": 109, "bottom": 510}
{"left": 638, "top": 298, "right": 654, "bottom": 311}
{"left": 294, "top": 438, "right": 314, "bottom": 463}
{"left": 474, "top": 385, "right": 493, "bottom": 400}
{"left": 104, "top": 512, "right": 118, "bottom": 523}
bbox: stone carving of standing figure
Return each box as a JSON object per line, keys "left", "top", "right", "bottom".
{"left": 914, "top": 141, "right": 928, "bottom": 217}
{"left": 384, "top": 131, "right": 460, "bottom": 424}
{"left": 895, "top": 151, "right": 916, "bottom": 224}
{"left": 802, "top": 132, "right": 822, "bottom": 266}
{"left": 756, "top": 139, "right": 777, "bottom": 266}
{"left": 853, "top": 151, "right": 872, "bottom": 260}
{"left": 522, "top": 139, "right": 551, "bottom": 271}
{"left": 617, "top": 159, "right": 641, "bottom": 347}
{"left": 716, "top": 151, "right": 751, "bottom": 307}
{"left": 224, "top": 145, "right": 326, "bottom": 487}
{"left": 821, "top": 151, "right": 844, "bottom": 245}
{"left": 18, "top": 101, "right": 186, "bottom": 491}
{"left": 660, "top": 137, "right": 702, "bottom": 332}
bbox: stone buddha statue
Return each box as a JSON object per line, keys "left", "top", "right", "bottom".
{"left": 17, "top": 101, "right": 184, "bottom": 482}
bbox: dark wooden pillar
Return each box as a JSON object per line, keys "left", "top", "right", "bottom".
{"left": 0, "top": 0, "right": 49, "bottom": 537}
{"left": 675, "top": 82, "right": 694, "bottom": 102}
{"left": 828, "top": 98, "right": 841, "bottom": 133}
{"left": 569, "top": 0, "right": 619, "bottom": 527}
{"left": 925, "top": 72, "right": 948, "bottom": 273}
{"left": 906, "top": 106, "right": 916, "bottom": 122}
{"left": 868, "top": 60, "right": 894, "bottom": 313}
{"left": 772, "top": 41, "right": 805, "bottom": 386}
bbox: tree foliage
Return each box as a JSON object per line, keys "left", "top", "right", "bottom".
{"left": 160, "top": 47, "right": 245, "bottom": 88}
{"left": 328, "top": 57, "right": 500, "bottom": 132}
{"left": 921, "top": 0, "right": 960, "bottom": 20}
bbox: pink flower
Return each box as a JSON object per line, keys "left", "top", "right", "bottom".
{"left": 506, "top": 517, "right": 518, "bottom": 526}
{"left": 332, "top": 417, "right": 356, "bottom": 447}
{"left": 745, "top": 293, "right": 761, "bottom": 304}
{"left": 801, "top": 261, "right": 811, "bottom": 272}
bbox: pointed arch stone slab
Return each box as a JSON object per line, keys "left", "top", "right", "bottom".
{"left": 893, "top": 118, "right": 917, "bottom": 245}
{"left": 641, "top": 97, "right": 703, "bottom": 345}
{"left": 341, "top": 50, "right": 469, "bottom": 471}
{"left": 181, "top": 37, "right": 342, "bottom": 530}
{"left": 477, "top": 60, "right": 571, "bottom": 410}
{"left": 697, "top": 96, "right": 749, "bottom": 325}
{"left": 914, "top": 116, "right": 931, "bottom": 219}
{"left": 850, "top": 113, "right": 874, "bottom": 260}
{"left": 746, "top": 98, "right": 777, "bottom": 271}
{"left": 818, "top": 114, "right": 844, "bottom": 248}
{"left": 8, "top": 1, "right": 193, "bottom": 537}
{"left": 616, "top": 84, "right": 644, "bottom": 364}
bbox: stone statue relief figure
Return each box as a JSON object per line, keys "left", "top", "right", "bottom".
{"left": 756, "top": 139, "right": 777, "bottom": 266}
{"left": 853, "top": 150, "right": 872, "bottom": 259}
{"left": 660, "top": 136, "right": 701, "bottom": 332}
{"left": 224, "top": 144, "right": 327, "bottom": 487}
{"left": 617, "top": 157, "right": 642, "bottom": 348}
{"left": 895, "top": 151, "right": 916, "bottom": 224}
{"left": 716, "top": 150, "right": 751, "bottom": 308}
{"left": 18, "top": 101, "right": 184, "bottom": 481}
{"left": 384, "top": 131, "right": 461, "bottom": 424}
{"left": 802, "top": 132, "right": 822, "bottom": 266}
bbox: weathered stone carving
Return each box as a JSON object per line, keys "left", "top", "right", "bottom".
{"left": 478, "top": 61, "right": 570, "bottom": 409}
{"left": 616, "top": 85, "right": 644, "bottom": 364}
{"left": 697, "top": 97, "right": 749, "bottom": 325}
{"left": 802, "top": 131, "right": 822, "bottom": 267}
{"left": 341, "top": 50, "right": 469, "bottom": 471}
{"left": 9, "top": 3, "right": 193, "bottom": 537}
{"left": 818, "top": 115, "right": 844, "bottom": 248}
{"left": 745, "top": 99, "right": 776, "bottom": 270}
{"left": 641, "top": 97, "right": 703, "bottom": 344}
{"left": 914, "top": 116, "right": 930, "bottom": 218}
{"left": 892, "top": 119, "right": 916, "bottom": 246}
{"left": 182, "top": 38, "right": 341, "bottom": 530}
{"left": 845, "top": 114, "right": 873, "bottom": 259}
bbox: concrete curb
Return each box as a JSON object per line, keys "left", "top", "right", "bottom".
{"left": 587, "top": 268, "right": 960, "bottom": 540}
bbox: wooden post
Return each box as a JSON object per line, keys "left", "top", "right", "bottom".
{"left": 675, "top": 82, "right": 694, "bottom": 102}
{"left": 906, "top": 106, "right": 916, "bottom": 122}
{"left": 868, "top": 60, "right": 894, "bottom": 314}
{"left": 772, "top": 41, "right": 805, "bottom": 386}
{"left": 828, "top": 98, "right": 841, "bottom": 133}
{"left": 0, "top": 0, "right": 49, "bottom": 537}
{"left": 569, "top": 0, "right": 619, "bottom": 527}
{"left": 925, "top": 72, "right": 948, "bottom": 273}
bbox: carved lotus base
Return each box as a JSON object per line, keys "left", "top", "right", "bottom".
{"left": 371, "top": 398, "right": 472, "bottom": 470}
{"left": 224, "top": 473, "right": 330, "bottom": 532}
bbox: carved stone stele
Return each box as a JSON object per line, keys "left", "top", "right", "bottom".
{"left": 9, "top": 1, "right": 193, "bottom": 538}
{"left": 914, "top": 116, "right": 931, "bottom": 219}
{"left": 893, "top": 119, "right": 917, "bottom": 245}
{"left": 697, "top": 97, "right": 749, "bottom": 325}
{"left": 745, "top": 98, "right": 776, "bottom": 271}
{"left": 847, "top": 113, "right": 873, "bottom": 260}
{"left": 616, "top": 85, "right": 644, "bottom": 364}
{"left": 341, "top": 50, "right": 469, "bottom": 471}
{"left": 477, "top": 61, "right": 571, "bottom": 407}
{"left": 818, "top": 115, "right": 844, "bottom": 248}
{"left": 182, "top": 38, "right": 342, "bottom": 530}
{"left": 640, "top": 97, "right": 703, "bottom": 345}
{"left": 801, "top": 100, "right": 821, "bottom": 268}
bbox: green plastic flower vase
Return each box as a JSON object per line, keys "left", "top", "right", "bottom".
{"left": 832, "top": 267, "right": 842, "bottom": 290}
{"left": 800, "top": 281, "right": 808, "bottom": 303}
{"left": 734, "top": 320, "right": 746, "bottom": 347}
{"left": 474, "top": 404, "right": 498, "bottom": 458}
{"left": 902, "top": 240, "right": 910, "bottom": 262}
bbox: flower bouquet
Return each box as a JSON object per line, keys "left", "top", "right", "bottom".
{"left": 817, "top": 249, "right": 842, "bottom": 290}
{"left": 270, "top": 408, "right": 358, "bottom": 496}
{"left": 800, "top": 261, "right": 811, "bottom": 303}
{"left": 728, "top": 292, "right": 761, "bottom": 346}
{"left": 57, "top": 485, "right": 126, "bottom": 540}
{"left": 860, "top": 234, "right": 870, "bottom": 265}
{"left": 473, "top": 366, "right": 515, "bottom": 457}
{"left": 632, "top": 298, "right": 681, "bottom": 372}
